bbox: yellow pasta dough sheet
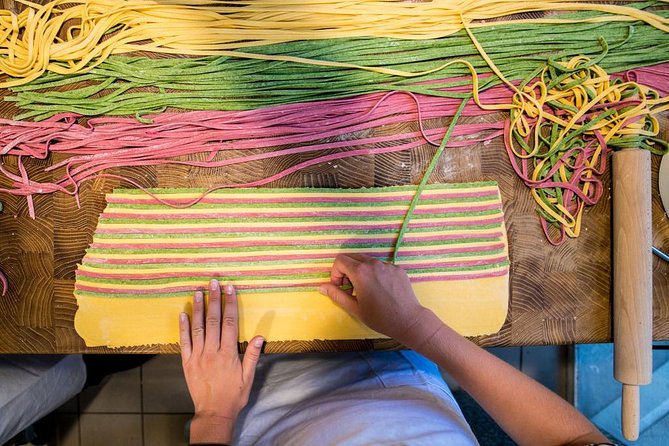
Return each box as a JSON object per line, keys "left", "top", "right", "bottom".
{"left": 74, "top": 183, "right": 510, "bottom": 347}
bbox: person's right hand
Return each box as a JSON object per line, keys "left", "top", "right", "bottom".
{"left": 318, "top": 254, "right": 442, "bottom": 347}
{"left": 180, "top": 280, "right": 264, "bottom": 444}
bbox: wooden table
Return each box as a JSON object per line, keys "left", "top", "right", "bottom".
{"left": 0, "top": 0, "right": 667, "bottom": 352}
{"left": 1, "top": 106, "right": 667, "bottom": 353}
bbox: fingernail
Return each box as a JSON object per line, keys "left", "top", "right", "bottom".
{"left": 226, "top": 283, "right": 234, "bottom": 294}
{"left": 210, "top": 279, "right": 218, "bottom": 290}
{"left": 255, "top": 337, "right": 264, "bottom": 348}
{"left": 318, "top": 285, "right": 327, "bottom": 295}
{"left": 179, "top": 313, "right": 187, "bottom": 322}
{"left": 195, "top": 291, "right": 203, "bottom": 303}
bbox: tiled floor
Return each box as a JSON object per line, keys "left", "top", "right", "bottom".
{"left": 53, "top": 356, "right": 193, "bottom": 446}
{"left": 575, "top": 343, "right": 669, "bottom": 445}
{"left": 34, "top": 346, "right": 569, "bottom": 446}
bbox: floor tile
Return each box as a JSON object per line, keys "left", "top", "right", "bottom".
{"left": 521, "top": 345, "right": 568, "bottom": 396}
{"left": 79, "top": 414, "right": 141, "bottom": 446}
{"left": 56, "top": 396, "right": 79, "bottom": 414}
{"left": 143, "top": 414, "right": 191, "bottom": 446}
{"left": 80, "top": 367, "right": 141, "bottom": 413}
{"left": 55, "top": 414, "right": 79, "bottom": 446}
{"left": 142, "top": 355, "right": 194, "bottom": 413}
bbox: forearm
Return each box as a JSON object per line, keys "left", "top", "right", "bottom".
{"left": 407, "top": 310, "right": 607, "bottom": 446}
{"left": 189, "top": 414, "right": 235, "bottom": 445}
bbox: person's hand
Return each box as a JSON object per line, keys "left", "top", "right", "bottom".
{"left": 180, "top": 280, "right": 264, "bottom": 445}
{"left": 318, "top": 254, "right": 442, "bottom": 348}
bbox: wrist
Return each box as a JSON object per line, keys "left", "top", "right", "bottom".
{"left": 190, "top": 413, "right": 236, "bottom": 445}
{"left": 401, "top": 307, "right": 446, "bottom": 352}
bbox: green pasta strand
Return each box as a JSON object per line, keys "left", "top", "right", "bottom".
{"left": 8, "top": 6, "right": 669, "bottom": 119}
{"left": 104, "top": 195, "right": 498, "bottom": 210}
{"left": 393, "top": 98, "right": 470, "bottom": 263}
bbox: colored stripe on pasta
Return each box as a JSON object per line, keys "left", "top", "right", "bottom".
{"left": 74, "top": 182, "right": 509, "bottom": 297}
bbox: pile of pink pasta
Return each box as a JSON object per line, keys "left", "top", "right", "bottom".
{"left": 0, "top": 84, "right": 515, "bottom": 217}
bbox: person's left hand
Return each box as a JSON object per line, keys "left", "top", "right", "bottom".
{"left": 180, "top": 280, "right": 265, "bottom": 445}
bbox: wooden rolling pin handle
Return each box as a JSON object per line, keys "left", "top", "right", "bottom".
{"left": 622, "top": 384, "right": 640, "bottom": 441}
{"left": 612, "top": 149, "right": 653, "bottom": 441}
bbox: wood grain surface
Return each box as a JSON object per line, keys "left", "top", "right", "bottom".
{"left": 0, "top": 1, "right": 668, "bottom": 353}
{"left": 1, "top": 108, "right": 667, "bottom": 354}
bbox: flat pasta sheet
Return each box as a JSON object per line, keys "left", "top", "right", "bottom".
{"left": 74, "top": 182, "right": 510, "bottom": 347}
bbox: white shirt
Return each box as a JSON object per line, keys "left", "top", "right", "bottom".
{"left": 234, "top": 351, "right": 479, "bottom": 445}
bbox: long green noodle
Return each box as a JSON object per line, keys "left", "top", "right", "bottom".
{"left": 7, "top": 7, "right": 669, "bottom": 120}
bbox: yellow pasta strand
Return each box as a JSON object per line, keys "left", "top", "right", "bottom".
{"left": 2, "top": 0, "right": 669, "bottom": 87}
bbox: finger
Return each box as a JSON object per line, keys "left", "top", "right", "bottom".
{"left": 319, "top": 283, "right": 359, "bottom": 316}
{"left": 205, "top": 279, "right": 222, "bottom": 352}
{"left": 330, "top": 254, "right": 361, "bottom": 285}
{"left": 191, "top": 290, "right": 205, "bottom": 354}
{"left": 179, "top": 312, "right": 192, "bottom": 363}
{"left": 242, "top": 336, "right": 265, "bottom": 386}
{"left": 222, "top": 283, "right": 239, "bottom": 352}
{"left": 345, "top": 253, "right": 375, "bottom": 262}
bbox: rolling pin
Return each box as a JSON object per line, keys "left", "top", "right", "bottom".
{"left": 612, "top": 149, "right": 653, "bottom": 441}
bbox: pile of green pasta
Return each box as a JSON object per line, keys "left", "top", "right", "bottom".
{"left": 7, "top": 6, "right": 669, "bottom": 120}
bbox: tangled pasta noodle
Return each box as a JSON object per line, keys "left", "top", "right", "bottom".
{"left": 505, "top": 56, "right": 669, "bottom": 244}
{"left": 2, "top": 0, "right": 669, "bottom": 87}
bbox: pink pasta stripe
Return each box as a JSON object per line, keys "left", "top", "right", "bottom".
{"left": 89, "top": 232, "right": 504, "bottom": 250}
{"left": 98, "top": 203, "right": 501, "bottom": 220}
{"left": 77, "top": 267, "right": 332, "bottom": 279}
{"left": 105, "top": 190, "right": 499, "bottom": 205}
{"left": 0, "top": 269, "right": 7, "bottom": 296}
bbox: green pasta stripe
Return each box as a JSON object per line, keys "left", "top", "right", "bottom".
{"left": 105, "top": 195, "right": 499, "bottom": 209}
{"left": 91, "top": 224, "right": 502, "bottom": 239}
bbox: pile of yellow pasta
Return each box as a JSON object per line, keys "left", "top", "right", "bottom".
{"left": 2, "top": 0, "right": 669, "bottom": 87}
